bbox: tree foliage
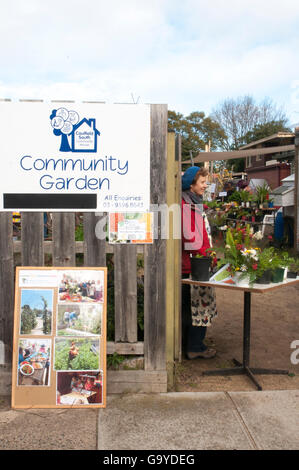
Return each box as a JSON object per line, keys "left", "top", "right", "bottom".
{"left": 20, "top": 304, "right": 37, "bottom": 334}
{"left": 210, "top": 95, "right": 290, "bottom": 171}
{"left": 168, "top": 110, "right": 226, "bottom": 161}
{"left": 211, "top": 95, "right": 288, "bottom": 151}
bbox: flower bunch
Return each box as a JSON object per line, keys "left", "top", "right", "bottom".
{"left": 217, "top": 224, "right": 268, "bottom": 282}
{"left": 195, "top": 248, "right": 217, "bottom": 267}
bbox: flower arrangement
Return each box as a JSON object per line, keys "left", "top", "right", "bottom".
{"left": 216, "top": 224, "right": 289, "bottom": 285}
{"left": 217, "top": 224, "right": 254, "bottom": 273}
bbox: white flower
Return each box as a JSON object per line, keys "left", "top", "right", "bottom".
{"left": 225, "top": 244, "right": 231, "bottom": 249}
{"left": 253, "top": 231, "right": 263, "bottom": 240}
{"left": 240, "top": 265, "right": 247, "bottom": 272}
{"left": 219, "top": 225, "right": 228, "bottom": 231}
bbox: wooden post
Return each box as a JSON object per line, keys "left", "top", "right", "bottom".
{"left": 0, "top": 213, "right": 14, "bottom": 363}
{"left": 21, "top": 213, "right": 44, "bottom": 266}
{"left": 144, "top": 104, "right": 168, "bottom": 371}
{"left": 83, "top": 212, "right": 106, "bottom": 267}
{"left": 52, "top": 213, "right": 76, "bottom": 266}
{"left": 166, "top": 131, "right": 176, "bottom": 387}
{"left": 114, "top": 244, "right": 138, "bottom": 343}
{"left": 174, "top": 135, "right": 182, "bottom": 362}
{"left": 295, "top": 128, "right": 299, "bottom": 253}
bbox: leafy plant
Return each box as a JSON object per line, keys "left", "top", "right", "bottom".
{"left": 228, "top": 190, "right": 242, "bottom": 204}
{"left": 255, "top": 182, "right": 270, "bottom": 205}
{"left": 107, "top": 352, "right": 125, "bottom": 369}
{"left": 54, "top": 339, "right": 99, "bottom": 371}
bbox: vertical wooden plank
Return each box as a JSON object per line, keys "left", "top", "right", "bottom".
{"left": 114, "top": 244, "right": 138, "bottom": 342}
{"left": 295, "top": 127, "right": 299, "bottom": 253}
{"left": 52, "top": 213, "right": 76, "bottom": 266}
{"left": 166, "top": 131, "right": 176, "bottom": 387}
{"left": 83, "top": 212, "right": 107, "bottom": 267}
{"left": 0, "top": 213, "right": 14, "bottom": 363}
{"left": 144, "top": 104, "right": 168, "bottom": 371}
{"left": 21, "top": 212, "right": 44, "bottom": 266}
{"left": 174, "top": 135, "right": 182, "bottom": 362}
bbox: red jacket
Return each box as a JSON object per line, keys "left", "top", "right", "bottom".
{"left": 181, "top": 199, "right": 211, "bottom": 274}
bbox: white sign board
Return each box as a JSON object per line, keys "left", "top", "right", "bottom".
{"left": 0, "top": 102, "right": 151, "bottom": 211}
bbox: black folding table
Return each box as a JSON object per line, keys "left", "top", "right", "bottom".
{"left": 182, "top": 277, "right": 299, "bottom": 391}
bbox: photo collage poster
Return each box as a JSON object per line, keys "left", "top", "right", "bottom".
{"left": 12, "top": 267, "right": 107, "bottom": 409}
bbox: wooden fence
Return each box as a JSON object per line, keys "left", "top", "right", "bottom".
{"left": 0, "top": 105, "right": 182, "bottom": 393}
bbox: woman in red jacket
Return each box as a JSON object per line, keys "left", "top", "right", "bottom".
{"left": 182, "top": 166, "right": 217, "bottom": 359}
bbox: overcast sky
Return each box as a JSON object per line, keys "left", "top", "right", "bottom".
{"left": 2, "top": 0, "right": 299, "bottom": 125}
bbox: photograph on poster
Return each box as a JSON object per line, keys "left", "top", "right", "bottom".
{"left": 56, "top": 371, "right": 103, "bottom": 406}
{"left": 20, "top": 289, "right": 54, "bottom": 335}
{"left": 57, "top": 303, "right": 102, "bottom": 336}
{"left": 17, "top": 338, "right": 51, "bottom": 386}
{"left": 58, "top": 270, "right": 104, "bottom": 303}
{"left": 54, "top": 337, "right": 100, "bottom": 371}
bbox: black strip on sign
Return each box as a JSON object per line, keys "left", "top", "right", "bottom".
{"left": 3, "top": 194, "right": 97, "bottom": 209}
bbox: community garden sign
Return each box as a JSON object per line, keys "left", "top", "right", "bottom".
{"left": 0, "top": 102, "right": 150, "bottom": 211}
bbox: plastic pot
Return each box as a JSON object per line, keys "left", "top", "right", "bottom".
{"left": 190, "top": 256, "right": 211, "bottom": 281}
{"left": 287, "top": 271, "right": 297, "bottom": 279}
{"left": 271, "top": 267, "right": 285, "bottom": 283}
{"left": 255, "top": 269, "right": 272, "bottom": 284}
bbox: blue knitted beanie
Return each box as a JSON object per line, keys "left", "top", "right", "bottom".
{"left": 182, "top": 166, "right": 201, "bottom": 191}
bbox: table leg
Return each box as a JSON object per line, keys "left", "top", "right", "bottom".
{"left": 203, "top": 291, "right": 289, "bottom": 391}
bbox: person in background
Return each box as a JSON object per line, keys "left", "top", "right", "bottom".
{"left": 181, "top": 166, "right": 218, "bottom": 360}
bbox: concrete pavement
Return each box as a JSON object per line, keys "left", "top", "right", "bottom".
{"left": 0, "top": 389, "right": 298, "bottom": 450}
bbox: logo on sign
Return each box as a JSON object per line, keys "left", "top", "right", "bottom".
{"left": 50, "top": 107, "right": 100, "bottom": 153}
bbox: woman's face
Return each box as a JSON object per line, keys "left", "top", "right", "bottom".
{"left": 190, "top": 175, "right": 208, "bottom": 196}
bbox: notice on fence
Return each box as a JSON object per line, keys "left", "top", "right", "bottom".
{"left": 12, "top": 267, "right": 107, "bottom": 409}
{"left": 0, "top": 102, "right": 150, "bottom": 212}
{"left": 109, "top": 212, "right": 153, "bottom": 244}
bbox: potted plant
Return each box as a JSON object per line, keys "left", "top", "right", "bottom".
{"left": 254, "top": 247, "right": 275, "bottom": 284}
{"left": 270, "top": 251, "right": 292, "bottom": 283}
{"left": 191, "top": 249, "right": 216, "bottom": 281}
{"left": 255, "top": 182, "right": 270, "bottom": 209}
{"left": 287, "top": 257, "right": 299, "bottom": 278}
{"left": 239, "top": 190, "right": 252, "bottom": 208}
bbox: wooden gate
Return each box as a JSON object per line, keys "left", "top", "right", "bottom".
{"left": 0, "top": 104, "right": 182, "bottom": 393}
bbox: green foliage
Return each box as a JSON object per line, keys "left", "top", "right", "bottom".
{"left": 75, "top": 222, "right": 84, "bottom": 241}
{"left": 41, "top": 296, "right": 51, "bottom": 335}
{"left": 256, "top": 182, "right": 270, "bottom": 204}
{"left": 54, "top": 339, "right": 99, "bottom": 371}
{"left": 107, "top": 352, "right": 125, "bottom": 369}
{"left": 20, "top": 304, "right": 37, "bottom": 334}
{"left": 288, "top": 257, "right": 299, "bottom": 272}
{"left": 228, "top": 191, "right": 242, "bottom": 204}
{"left": 242, "top": 120, "right": 291, "bottom": 146}
{"left": 168, "top": 110, "right": 225, "bottom": 161}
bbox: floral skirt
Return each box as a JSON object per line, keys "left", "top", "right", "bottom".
{"left": 190, "top": 285, "right": 218, "bottom": 327}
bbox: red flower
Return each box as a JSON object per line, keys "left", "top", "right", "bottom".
{"left": 268, "top": 235, "right": 273, "bottom": 240}
{"left": 236, "top": 244, "right": 243, "bottom": 250}
{"left": 252, "top": 264, "right": 258, "bottom": 270}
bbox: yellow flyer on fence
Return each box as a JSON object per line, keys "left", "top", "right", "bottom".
{"left": 109, "top": 212, "right": 153, "bottom": 244}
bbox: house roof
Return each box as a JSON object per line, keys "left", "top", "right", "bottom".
{"left": 271, "top": 185, "right": 294, "bottom": 195}
{"left": 240, "top": 132, "right": 294, "bottom": 149}
{"left": 73, "top": 118, "right": 100, "bottom": 135}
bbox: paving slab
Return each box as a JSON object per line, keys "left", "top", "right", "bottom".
{"left": 0, "top": 396, "right": 98, "bottom": 450}
{"left": 97, "top": 392, "right": 255, "bottom": 450}
{"left": 228, "top": 390, "right": 299, "bottom": 450}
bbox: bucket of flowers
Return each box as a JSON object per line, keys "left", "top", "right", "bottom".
{"left": 191, "top": 248, "right": 217, "bottom": 281}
